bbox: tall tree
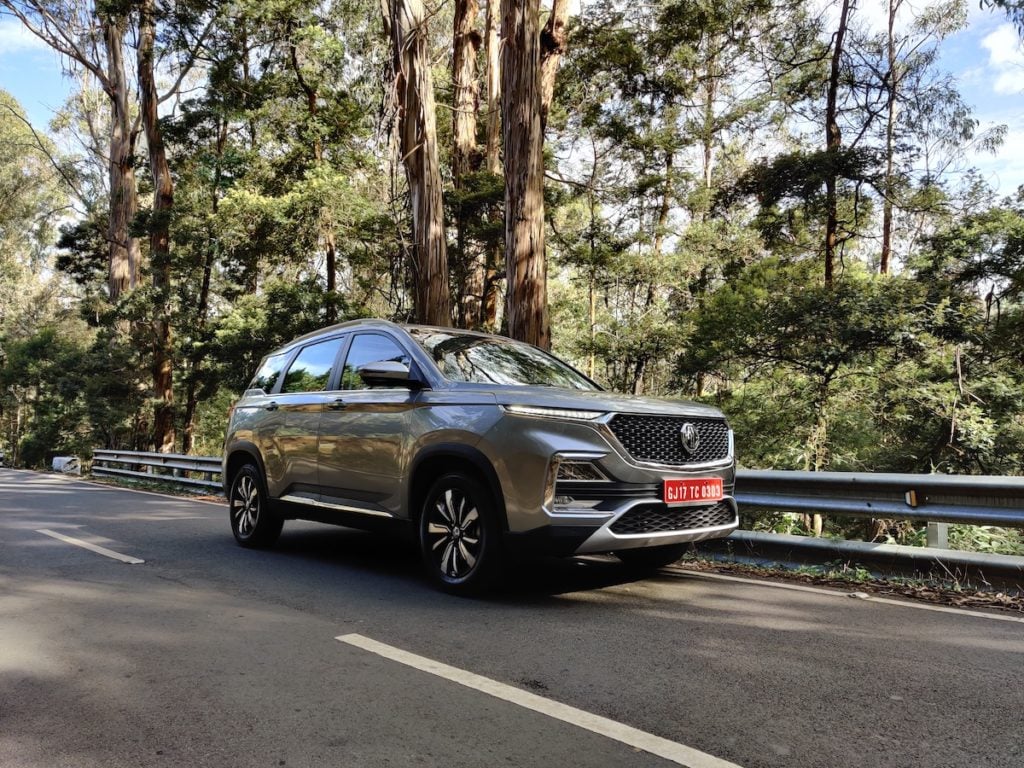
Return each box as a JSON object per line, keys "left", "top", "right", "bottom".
{"left": 3, "top": 1, "right": 140, "bottom": 301}
{"left": 825, "top": 0, "right": 854, "bottom": 286}
{"left": 136, "top": 0, "right": 175, "bottom": 452}
{"left": 383, "top": 0, "right": 451, "bottom": 326}
{"left": 501, "top": 0, "right": 549, "bottom": 348}
{"left": 452, "top": 0, "right": 483, "bottom": 327}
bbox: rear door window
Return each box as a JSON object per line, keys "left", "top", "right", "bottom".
{"left": 280, "top": 338, "right": 344, "bottom": 393}
{"left": 340, "top": 334, "right": 411, "bottom": 390}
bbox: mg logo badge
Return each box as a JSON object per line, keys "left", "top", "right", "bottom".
{"left": 680, "top": 422, "right": 700, "bottom": 455}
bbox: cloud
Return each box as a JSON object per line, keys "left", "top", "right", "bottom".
{"left": 0, "top": 17, "right": 46, "bottom": 54}
{"left": 981, "top": 23, "right": 1024, "bottom": 95}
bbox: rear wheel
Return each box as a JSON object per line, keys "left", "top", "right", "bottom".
{"left": 419, "top": 472, "right": 503, "bottom": 596}
{"left": 615, "top": 543, "right": 688, "bottom": 570}
{"left": 229, "top": 463, "right": 283, "bottom": 548}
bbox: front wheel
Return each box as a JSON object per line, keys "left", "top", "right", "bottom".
{"left": 615, "top": 543, "right": 688, "bottom": 570}
{"left": 229, "top": 463, "right": 283, "bottom": 548}
{"left": 419, "top": 472, "right": 503, "bottom": 596}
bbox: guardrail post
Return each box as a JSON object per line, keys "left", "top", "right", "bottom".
{"left": 926, "top": 522, "right": 949, "bottom": 549}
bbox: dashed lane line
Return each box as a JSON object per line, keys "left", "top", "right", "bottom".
{"left": 36, "top": 529, "right": 145, "bottom": 565}
{"left": 336, "top": 633, "right": 742, "bottom": 768}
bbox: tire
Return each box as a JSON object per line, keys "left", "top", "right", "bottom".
{"left": 418, "top": 472, "right": 503, "bottom": 596}
{"left": 228, "top": 463, "right": 283, "bottom": 548}
{"left": 615, "top": 543, "right": 688, "bottom": 570}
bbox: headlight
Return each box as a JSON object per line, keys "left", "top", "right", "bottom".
{"left": 502, "top": 404, "right": 605, "bottom": 421}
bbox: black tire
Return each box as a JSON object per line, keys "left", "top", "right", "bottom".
{"left": 418, "top": 472, "right": 503, "bottom": 596}
{"left": 615, "top": 543, "right": 688, "bottom": 570}
{"left": 228, "top": 463, "right": 283, "bottom": 548}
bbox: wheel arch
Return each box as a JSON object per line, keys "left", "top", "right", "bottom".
{"left": 408, "top": 444, "right": 508, "bottom": 531}
{"left": 223, "top": 442, "right": 267, "bottom": 496}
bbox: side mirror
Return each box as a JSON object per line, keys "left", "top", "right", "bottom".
{"left": 357, "top": 360, "right": 423, "bottom": 389}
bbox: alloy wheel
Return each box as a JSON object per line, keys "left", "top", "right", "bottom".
{"left": 231, "top": 473, "right": 259, "bottom": 538}
{"left": 425, "top": 487, "right": 482, "bottom": 580}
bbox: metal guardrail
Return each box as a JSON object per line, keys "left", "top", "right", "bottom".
{"left": 86, "top": 453, "right": 1024, "bottom": 531}
{"left": 91, "top": 449, "right": 222, "bottom": 491}
{"left": 734, "top": 469, "right": 1024, "bottom": 528}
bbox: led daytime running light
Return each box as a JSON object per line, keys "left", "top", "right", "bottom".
{"left": 503, "top": 404, "right": 605, "bottom": 421}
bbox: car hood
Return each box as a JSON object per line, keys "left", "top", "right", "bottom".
{"left": 476, "top": 386, "right": 725, "bottom": 419}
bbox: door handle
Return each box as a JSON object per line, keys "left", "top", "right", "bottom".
{"left": 265, "top": 401, "right": 279, "bottom": 411}
{"left": 326, "top": 398, "right": 347, "bottom": 411}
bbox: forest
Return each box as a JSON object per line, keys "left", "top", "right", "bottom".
{"left": 1, "top": 0, "right": 1023, "bottom": 546}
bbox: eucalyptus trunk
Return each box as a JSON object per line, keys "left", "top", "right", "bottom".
{"left": 104, "top": 13, "right": 140, "bottom": 301}
{"left": 482, "top": 0, "right": 503, "bottom": 331}
{"left": 138, "top": 0, "right": 175, "bottom": 453}
{"left": 453, "top": 0, "right": 483, "bottom": 327}
{"left": 384, "top": 0, "right": 451, "bottom": 326}
{"left": 501, "top": 0, "right": 549, "bottom": 348}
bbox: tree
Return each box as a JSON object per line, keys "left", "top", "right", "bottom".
{"left": 501, "top": 0, "right": 549, "bottom": 348}
{"left": 383, "top": 0, "right": 452, "bottom": 326}
{"left": 2, "top": 0, "right": 141, "bottom": 301}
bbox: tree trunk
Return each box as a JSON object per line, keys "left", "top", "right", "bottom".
{"left": 481, "top": 0, "right": 503, "bottom": 331}
{"left": 824, "top": 0, "right": 852, "bottom": 287}
{"left": 880, "top": 0, "right": 901, "bottom": 276}
{"left": 501, "top": 0, "right": 549, "bottom": 348}
{"left": 539, "top": 0, "right": 568, "bottom": 132}
{"left": 453, "top": 0, "right": 483, "bottom": 327}
{"left": 384, "top": 0, "right": 452, "bottom": 326}
{"left": 104, "top": 14, "right": 140, "bottom": 301}
{"left": 138, "top": 0, "right": 175, "bottom": 453}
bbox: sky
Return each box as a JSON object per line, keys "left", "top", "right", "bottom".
{"left": 0, "top": 2, "right": 1022, "bottom": 195}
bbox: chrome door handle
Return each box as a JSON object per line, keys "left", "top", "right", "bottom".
{"left": 326, "top": 399, "right": 347, "bottom": 411}
{"left": 265, "top": 401, "right": 279, "bottom": 411}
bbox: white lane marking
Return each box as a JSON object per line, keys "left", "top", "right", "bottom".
{"left": 337, "top": 633, "right": 741, "bottom": 768}
{"left": 36, "top": 529, "right": 145, "bottom": 565}
{"left": 668, "top": 569, "right": 1024, "bottom": 625}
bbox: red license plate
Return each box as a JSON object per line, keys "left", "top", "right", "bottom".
{"left": 663, "top": 478, "right": 723, "bottom": 505}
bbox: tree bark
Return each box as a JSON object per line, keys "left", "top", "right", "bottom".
{"left": 384, "top": 0, "right": 452, "bottom": 326}
{"left": 104, "top": 13, "right": 141, "bottom": 301}
{"left": 453, "top": 0, "right": 483, "bottom": 327}
{"left": 824, "top": 0, "right": 852, "bottom": 287}
{"left": 481, "top": 0, "right": 503, "bottom": 331}
{"left": 138, "top": 0, "right": 175, "bottom": 453}
{"left": 501, "top": 0, "right": 549, "bottom": 348}
{"left": 539, "top": 0, "right": 568, "bottom": 132}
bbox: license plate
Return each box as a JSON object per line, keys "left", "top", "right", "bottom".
{"left": 663, "top": 478, "right": 723, "bottom": 505}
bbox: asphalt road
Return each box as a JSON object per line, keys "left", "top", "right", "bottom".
{"left": 1, "top": 468, "right": 1022, "bottom": 768}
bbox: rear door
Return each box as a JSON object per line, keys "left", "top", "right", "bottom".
{"left": 259, "top": 335, "right": 346, "bottom": 500}
{"left": 317, "top": 332, "right": 418, "bottom": 517}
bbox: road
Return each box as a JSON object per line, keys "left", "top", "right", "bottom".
{"left": 1, "top": 468, "right": 1021, "bottom": 768}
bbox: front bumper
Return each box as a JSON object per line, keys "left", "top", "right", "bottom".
{"left": 483, "top": 410, "right": 738, "bottom": 555}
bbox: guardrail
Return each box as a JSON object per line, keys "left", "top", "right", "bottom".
{"left": 91, "top": 449, "right": 222, "bottom": 491}
{"left": 85, "top": 454, "right": 1024, "bottom": 531}
{"left": 734, "top": 469, "right": 1024, "bottom": 528}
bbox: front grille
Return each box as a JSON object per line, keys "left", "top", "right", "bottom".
{"left": 608, "top": 415, "right": 729, "bottom": 466}
{"left": 610, "top": 501, "right": 735, "bottom": 535}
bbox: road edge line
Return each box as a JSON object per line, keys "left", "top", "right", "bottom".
{"left": 36, "top": 529, "right": 145, "bottom": 565}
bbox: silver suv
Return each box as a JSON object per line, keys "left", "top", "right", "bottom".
{"left": 223, "top": 319, "right": 737, "bottom": 594}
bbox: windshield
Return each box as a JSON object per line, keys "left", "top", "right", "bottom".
{"left": 408, "top": 329, "right": 600, "bottom": 390}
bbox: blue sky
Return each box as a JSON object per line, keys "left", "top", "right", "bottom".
{"left": 1, "top": 3, "right": 1022, "bottom": 195}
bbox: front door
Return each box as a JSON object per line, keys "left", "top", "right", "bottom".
{"left": 317, "top": 332, "right": 418, "bottom": 517}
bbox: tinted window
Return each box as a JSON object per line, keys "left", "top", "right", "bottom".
{"left": 248, "top": 353, "right": 288, "bottom": 393}
{"left": 408, "top": 330, "right": 598, "bottom": 390}
{"left": 341, "top": 334, "right": 411, "bottom": 390}
{"left": 280, "top": 338, "right": 343, "bottom": 393}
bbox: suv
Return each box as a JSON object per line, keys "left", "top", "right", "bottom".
{"left": 223, "top": 319, "right": 737, "bottom": 594}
